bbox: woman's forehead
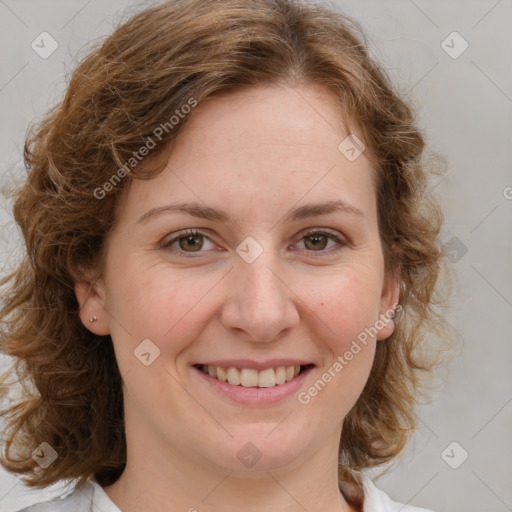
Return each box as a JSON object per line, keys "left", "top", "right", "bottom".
{"left": 116, "top": 83, "right": 377, "bottom": 227}
{"left": 184, "top": 82, "right": 350, "bottom": 139}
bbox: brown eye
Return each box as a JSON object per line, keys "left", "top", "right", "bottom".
{"left": 163, "top": 229, "right": 215, "bottom": 256}
{"left": 304, "top": 233, "right": 329, "bottom": 251}
{"left": 297, "top": 229, "right": 347, "bottom": 254}
{"left": 178, "top": 233, "right": 204, "bottom": 252}
{"left": 162, "top": 228, "right": 346, "bottom": 258}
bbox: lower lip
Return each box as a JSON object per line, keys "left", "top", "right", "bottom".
{"left": 192, "top": 366, "right": 315, "bottom": 406}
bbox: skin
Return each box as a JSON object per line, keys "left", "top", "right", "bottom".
{"left": 75, "top": 82, "right": 399, "bottom": 512}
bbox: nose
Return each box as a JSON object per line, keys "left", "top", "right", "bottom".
{"left": 220, "top": 248, "right": 300, "bottom": 343}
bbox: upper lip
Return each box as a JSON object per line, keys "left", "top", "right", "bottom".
{"left": 192, "top": 359, "right": 315, "bottom": 371}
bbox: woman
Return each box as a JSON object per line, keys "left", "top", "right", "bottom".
{"left": 0, "top": 0, "right": 453, "bottom": 510}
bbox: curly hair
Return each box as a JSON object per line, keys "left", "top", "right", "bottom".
{"left": 0, "top": 0, "right": 456, "bottom": 508}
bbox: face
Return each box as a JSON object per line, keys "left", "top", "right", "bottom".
{"left": 76, "top": 82, "right": 399, "bottom": 477}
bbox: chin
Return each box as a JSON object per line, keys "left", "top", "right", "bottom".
{"left": 196, "top": 423, "right": 312, "bottom": 473}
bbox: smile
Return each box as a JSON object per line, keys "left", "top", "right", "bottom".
{"left": 194, "top": 364, "right": 313, "bottom": 388}
{"left": 191, "top": 362, "right": 316, "bottom": 405}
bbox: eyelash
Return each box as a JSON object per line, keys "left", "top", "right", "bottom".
{"left": 161, "top": 228, "right": 348, "bottom": 258}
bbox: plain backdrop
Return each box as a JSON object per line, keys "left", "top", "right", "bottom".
{"left": 0, "top": 1, "right": 511, "bottom": 511}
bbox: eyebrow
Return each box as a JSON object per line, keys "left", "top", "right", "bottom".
{"left": 136, "top": 199, "right": 365, "bottom": 225}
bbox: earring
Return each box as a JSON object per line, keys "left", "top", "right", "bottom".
{"left": 90, "top": 316, "right": 97, "bottom": 323}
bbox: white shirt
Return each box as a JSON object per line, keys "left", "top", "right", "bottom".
{"left": 15, "top": 475, "right": 434, "bottom": 512}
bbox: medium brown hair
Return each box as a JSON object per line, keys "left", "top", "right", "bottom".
{"left": 0, "top": 0, "right": 456, "bottom": 508}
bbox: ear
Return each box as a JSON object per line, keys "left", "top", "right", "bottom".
{"left": 74, "top": 273, "right": 110, "bottom": 336}
{"left": 376, "top": 266, "right": 400, "bottom": 341}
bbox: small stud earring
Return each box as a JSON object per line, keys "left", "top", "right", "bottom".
{"left": 90, "top": 316, "right": 97, "bottom": 323}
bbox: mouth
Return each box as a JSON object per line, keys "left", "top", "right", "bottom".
{"left": 192, "top": 363, "right": 315, "bottom": 388}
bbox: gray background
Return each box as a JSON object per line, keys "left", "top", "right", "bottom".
{"left": 0, "top": 1, "right": 511, "bottom": 511}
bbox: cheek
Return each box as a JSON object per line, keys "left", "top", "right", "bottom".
{"left": 301, "top": 271, "right": 379, "bottom": 418}
{"left": 299, "top": 264, "right": 382, "bottom": 402}
{"left": 106, "top": 265, "right": 222, "bottom": 358}
{"left": 303, "top": 264, "right": 383, "bottom": 344}
{"left": 306, "top": 343, "right": 376, "bottom": 426}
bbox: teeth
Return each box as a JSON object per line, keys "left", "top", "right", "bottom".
{"left": 258, "top": 368, "right": 275, "bottom": 388}
{"left": 198, "top": 364, "right": 306, "bottom": 388}
{"left": 240, "top": 368, "right": 258, "bottom": 387}
{"left": 275, "top": 366, "right": 286, "bottom": 385}
{"left": 217, "top": 367, "right": 227, "bottom": 382}
{"left": 227, "top": 367, "right": 241, "bottom": 386}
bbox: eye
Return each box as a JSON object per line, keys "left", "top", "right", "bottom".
{"left": 294, "top": 229, "right": 347, "bottom": 255}
{"left": 161, "top": 228, "right": 347, "bottom": 257}
{"left": 162, "top": 229, "right": 215, "bottom": 256}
